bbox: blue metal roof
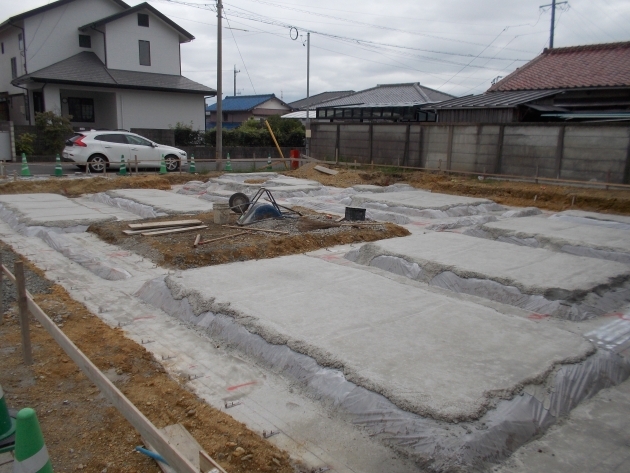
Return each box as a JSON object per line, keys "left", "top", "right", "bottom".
{"left": 206, "top": 94, "right": 276, "bottom": 112}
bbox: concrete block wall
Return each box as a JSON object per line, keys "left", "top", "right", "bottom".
{"left": 311, "top": 122, "right": 630, "bottom": 184}
{"left": 561, "top": 127, "right": 630, "bottom": 183}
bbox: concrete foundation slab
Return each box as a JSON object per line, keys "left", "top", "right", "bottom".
{"left": 167, "top": 255, "right": 592, "bottom": 422}
{"left": 0, "top": 193, "right": 115, "bottom": 227}
{"left": 106, "top": 189, "right": 215, "bottom": 214}
{"left": 351, "top": 190, "right": 494, "bottom": 212}
{"left": 480, "top": 217, "right": 630, "bottom": 263}
{"left": 550, "top": 210, "right": 630, "bottom": 230}
{"left": 346, "top": 232, "right": 630, "bottom": 319}
{"left": 73, "top": 196, "right": 143, "bottom": 221}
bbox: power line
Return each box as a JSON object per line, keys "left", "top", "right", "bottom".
{"left": 224, "top": 11, "right": 257, "bottom": 94}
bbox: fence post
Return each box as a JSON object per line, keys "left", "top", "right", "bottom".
{"left": 554, "top": 126, "right": 565, "bottom": 179}
{"left": 403, "top": 124, "right": 410, "bottom": 167}
{"left": 15, "top": 261, "right": 33, "bottom": 365}
{"left": 446, "top": 125, "right": 454, "bottom": 171}
{"left": 495, "top": 125, "right": 505, "bottom": 175}
{"left": 369, "top": 123, "right": 374, "bottom": 165}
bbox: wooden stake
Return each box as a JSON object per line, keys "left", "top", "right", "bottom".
{"left": 193, "top": 234, "right": 201, "bottom": 248}
{"left": 15, "top": 261, "right": 32, "bottom": 365}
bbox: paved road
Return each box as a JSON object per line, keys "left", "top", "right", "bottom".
{"left": 0, "top": 161, "right": 219, "bottom": 177}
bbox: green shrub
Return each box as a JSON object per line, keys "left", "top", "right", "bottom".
{"left": 15, "top": 133, "right": 36, "bottom": 156}
{"left": 172, "top": 121, "right": 204, "bottom": 146}
{"left": 34, "top": 111, "right": 74, "bottom": 155}
{"left": 204, "top": 116, "right": 305, "bottom": 147}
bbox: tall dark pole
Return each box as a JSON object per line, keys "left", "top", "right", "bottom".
{"left": 305, "top": 32, "right": 310, "bottom": 157}
{"left": 541, "top": 0, "right": 567, "bottom": 49}
{"left": 550, "top": 0, "right": 556, "bottom": 48}
{"left": 216, "top": 0, "right": 223, "bottom": 170}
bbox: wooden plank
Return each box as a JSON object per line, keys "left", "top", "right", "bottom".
{"left": 193, "top": 234, "right": 201, "bottom": 248}
{"left": 123, "top": 227, "right": 182, "bottom": 235}
{"left": 144, "top": 424, "right": 216, "bottom": 473}
{"left": 222, "top": 225, "right": 289, "bottom": 235}
{"left": 200, "top": 451, "right": 227, "bottom": 473}
{"left": 314, "top": 165, "right": 338, "bottom": 175}
{"left": 128, "top": 220, "right": 202, "bottom": 230}
{"left": 142, "top": 225, "right": 208, "bottom": 237}
{"left": 198, "top": 232, "right": 248, "bottom": 246}
{"left": 15, "top": 261, "right": 32, "bottom": 365}
{"left": 12, "top": 272, "right": 200, "bottom": 473}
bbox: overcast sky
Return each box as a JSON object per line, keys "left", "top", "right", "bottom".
{"left": 6, "top": 0, "right": 630, "bottom": 103}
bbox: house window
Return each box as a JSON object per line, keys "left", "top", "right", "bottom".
{"left": 11, "top": 57, "right": 17, "bottom": 79}
{"left": 79, "top": 35, "right": 91, "bottom": 48}
{"left": 138, "top": 13, "right": 149, "bottom": 27}
{"left": 67, "top": 97, "right": 95, "bottom": 122}
{"left": 139, "top": 40, "right": 151, "bottom": 66}
{"left": 32, "top": 91, "right": 44, "bottom": 114}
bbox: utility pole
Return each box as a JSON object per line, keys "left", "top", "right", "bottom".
{"left": 540, "top": 0, "right": 568, "bottom": 48}
{"left": 305, "top": 32, "right": 311, "bottom": 157}
{"left": 216, "top": 0, "right": 223, "bottom": 170}
{"left": 233, "top": 65, "right": 240, "bottom": 97}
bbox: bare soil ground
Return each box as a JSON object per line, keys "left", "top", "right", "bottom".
{"left": 0, "top": 246, "right": 296, "bottom": 473}
{"left": 89, "top": 209, "right": 409, "bottom": 270}
{"left": 2, "top": 165, "right": 630, "bottom": 472}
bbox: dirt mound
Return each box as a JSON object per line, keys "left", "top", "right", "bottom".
{"left": 89, "top": 211, "right": 410, "bottom": 270}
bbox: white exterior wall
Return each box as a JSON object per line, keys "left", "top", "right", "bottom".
{"left": 23, "top": 0, "right": 123, "bottom": 73}
{"left": 105, "top": 11, "right": 180, "bottom": 75}
{"left": 0, "top": 27, "right": 25, "bottom": 95}
{"left": 43, "top": 84, "right": 62, "bottom": 114}
{"left": 118, "top": 89, "right": 204, "bottom": 129}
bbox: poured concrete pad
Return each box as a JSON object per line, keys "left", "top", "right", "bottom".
{"left": 349, "top": 232, "right": 630, "bottom": 299}
{"left": 0, "top": 193, "right": 115, "bottom": 227}
{"left": 482, "top": 216, "right": 630, "bottom": 255}
{"left": 107, "top": 189, "right": 214, "bottom": 214}
{"left": 174, "top": 255, "right": 592, "bottom": 421}
{"left": 351, "top": 189, "right": 493, "bottom": 211}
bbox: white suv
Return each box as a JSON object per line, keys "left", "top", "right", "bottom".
{"left": 63, "top": 130, "right": 188, "bottom": 173}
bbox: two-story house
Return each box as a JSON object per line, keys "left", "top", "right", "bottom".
{"left": 0, "top": 0, "right": 214, "bottom": 130}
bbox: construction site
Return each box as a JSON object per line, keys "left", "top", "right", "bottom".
{"left": 1, "top": 162, "right": 630, "bottom": 473}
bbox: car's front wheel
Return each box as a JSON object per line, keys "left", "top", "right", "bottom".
{"left": 164, "top": 155, "right": 180, "bottom": 172}
{"left": 88, "top": 154, "right": 108, "bottom": 173}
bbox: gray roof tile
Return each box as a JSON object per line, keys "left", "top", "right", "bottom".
{"left": 13, "top": 52, "right": 215, "bottom": 94}
{"left": 316, "top": 83, "right": 454, "bottom": 108}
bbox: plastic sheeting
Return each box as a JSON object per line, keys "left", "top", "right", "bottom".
{"left": 36, "top": 230, "right": 132, "bottom": 280}
{"left": 0, "top": 204, "right": 131, "bottom": 280}
{"left": 135, "top": 275, "right": 630, "bottom": 473}
{"left": 90, "top": 193, "right": 167, "bottom": 219}
{"left": 426, "top": 215, "right": 497, "bottom": 231}
{"left": 550, "top": 213, "right": 630, "bottom": 231}
{"left": 501, "top": 207, "right": 542, "bottom": 219}
{"left": 560, "top": 244, "right": 630, "bottom": 265}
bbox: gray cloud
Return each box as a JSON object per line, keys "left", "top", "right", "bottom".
{"left": 7, "top": 0, "right": 630, "bottom": 103}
